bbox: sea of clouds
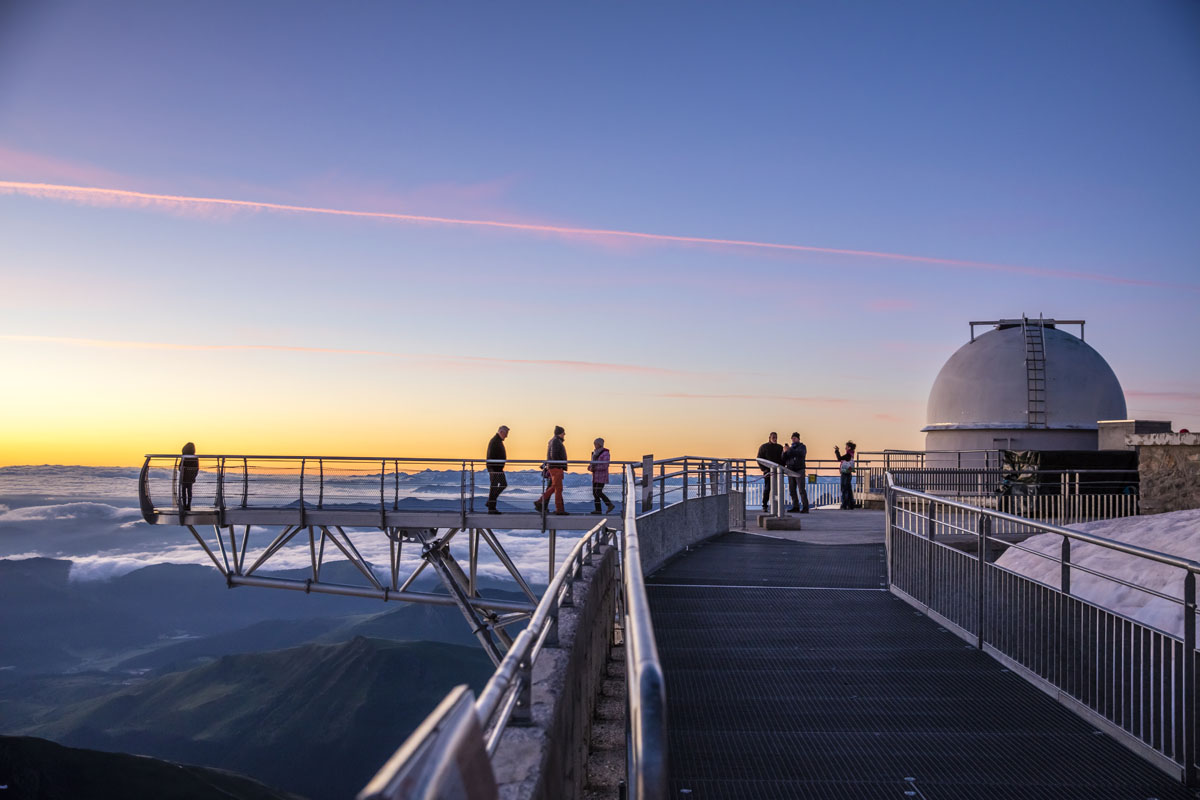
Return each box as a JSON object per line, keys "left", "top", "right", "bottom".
{"left": 0, "top": 465, "right": 580, "bottom": 585}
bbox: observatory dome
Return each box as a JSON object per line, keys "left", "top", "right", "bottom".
{"left": 923, "top": 319, "right": 1126, "bottom": 453}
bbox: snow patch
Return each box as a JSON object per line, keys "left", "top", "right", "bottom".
{"left": 995, "top": 508, "right": 1200, "bottom": 638}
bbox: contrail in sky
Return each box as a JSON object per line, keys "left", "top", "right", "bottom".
{"left": 0, "top": 179, "right": 1187, "bottom": 290}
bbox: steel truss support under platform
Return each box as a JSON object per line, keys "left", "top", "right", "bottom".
{"left": 184, "top": 522, "right": 540, "bottom": 665}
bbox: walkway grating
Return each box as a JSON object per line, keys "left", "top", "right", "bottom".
{"left": 647, "top": 530, "right": 1195, "bottom": 799}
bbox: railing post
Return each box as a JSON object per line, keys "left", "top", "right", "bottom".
{"left": 460, "top": 461, "right": 467, "bottom": 528}
{"left": 513, "top": 655, "right": 533, "bottom": 725}
{"left": 641, "top": 455, "right": 653, "bottom": 513}
{"left": 241, "top": 458, "right": 248, "bottom": 508}
{"left": 318, "top": 459, "right": 324, "bottom": 510}
{"left": 683, "top": 459, "right": 689, "bottom": 504}
{"left": 925, "top": 502, "right": 936, "bottom": 604}
{"left": 884, "top": 483, "right": 893, "bottom": 587}
{"left": 658, "top": 463, "right": 665, "bottom": 510}
{"left": 1184, "top": 571, "right": 1197, "bottom": 786}
{"left": 216, "top": 457, "right": 226, "bottom": 512}
{"left": 1060, "top": 536, "right": 1071, "bottom": 596}
{"left": 1059, "top": 534, "right": 1073, "bottom": 694}
{"left": 469, "top": 461, "right": 476, "bottom": 514}
{"left": 299, "top": 458, "right": 306, "bottom": 525}
{"left": 976, "top": 514, "right": 989, "bottom": 648}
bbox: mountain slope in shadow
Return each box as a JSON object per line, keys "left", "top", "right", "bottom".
{"left": 24, "top": 637, "right": 493, "bottom": 800}
{"left": 0, "top": 735, "right": 305, "bottom": 800}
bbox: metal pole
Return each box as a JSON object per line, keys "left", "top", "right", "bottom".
{"left": 976, "top": 514, "right": 989, "bottom": 648}
{"left": 1061, "top": 536, "right": 1071, "bottom": 596}
{"left": 926, "top": 502, "right": 936, "bottom": 604}
{"left": 641, "top": 455, "right": 653, "bottom": 513}
{"left": 658, "top": 463, "right": 664, "bottom": 510}
{"left": 1184, "top": 571, "right": 1197, "bottom": 786}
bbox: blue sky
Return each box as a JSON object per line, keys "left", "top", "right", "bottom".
{"left": 1, "top": 1, "right": 1198, "bottom": 465}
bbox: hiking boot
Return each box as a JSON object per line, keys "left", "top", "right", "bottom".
{"left": 554, "top": 511, "right": 570, "bottom": 516}
{"left": 534, "top": 501, "right": 544, "bottom": 512}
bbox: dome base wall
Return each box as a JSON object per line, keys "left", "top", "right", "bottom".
{"left": 924, "top": 429, "right": 1099, "bottom": 464}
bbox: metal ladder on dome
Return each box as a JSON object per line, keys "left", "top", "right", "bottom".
{"left": 1022, "top": 314, "right": 1047, "bottom": 428}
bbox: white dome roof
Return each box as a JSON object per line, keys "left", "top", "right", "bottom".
{"left": 924, "top": 324, "right": 1126, "bottom": 432}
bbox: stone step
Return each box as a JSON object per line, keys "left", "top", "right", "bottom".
{"left": 583, "top": 745, "right": 625, "bottom": 797}
{"left": 595, "top": 692, "right": 623, "bottom": 722}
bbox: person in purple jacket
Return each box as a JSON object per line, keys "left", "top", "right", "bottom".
{"left": 588, "top": 437, "right": 616, "bottom": 514}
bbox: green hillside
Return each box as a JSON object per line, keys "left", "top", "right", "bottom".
{"left": 0, "top": 735, "right": 305, "bottom": 800}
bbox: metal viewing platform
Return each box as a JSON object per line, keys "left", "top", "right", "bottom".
{"left": 138, "top": 449, "right": 1196, "bottom": 798}
{"left": 137, "top": 453, "right": 740, "bottom": 664}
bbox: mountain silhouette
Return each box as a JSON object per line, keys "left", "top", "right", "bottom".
{"left": 0, "top": 735, "right": 305, "bottom": 800}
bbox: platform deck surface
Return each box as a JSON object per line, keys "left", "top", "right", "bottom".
{"left": 646, "top": 521, "right": 1195, "bottom": 799}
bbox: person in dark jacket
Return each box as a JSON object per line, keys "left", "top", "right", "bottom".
{"left": 485, "top": 425, "right": 509, "bottom": 514}
{"left": 588, "top": 437, "right": 615, "bottom": 514}
{"left": 535, "top": 426, "right": 569, "bottom": 515}
{"left": 784, "top": 432, "right": 809, "bottom": 513}
{"left": 756, "top": 432, "right": 784, "bottom": 512}
{"left": 834, "top": 440, "right": 857, "bottom": 509}
{"left": 179, "top": 442, "right": 199, "bottom": 510}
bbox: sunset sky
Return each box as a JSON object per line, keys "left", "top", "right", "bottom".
{"left": 2, "top": 1, "right": 1198, "bottom": 467}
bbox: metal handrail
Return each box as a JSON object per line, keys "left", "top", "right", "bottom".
{"left": 145, "top": 453, "right": 643, "bottom": 464}
{"left": 140, "top": 453, "right": 646, "bottom": 521}
{"left": 886, "top": 471, "right": 1199, "bottom": 784}
{"left": 622, "top": 465, "right": 668, "bottom": 800}
{"left": 887, "top": 474, "right": 1200, "bottom": 573}
{"left": 474, "top": 517, "right": 612, "bottom": 753}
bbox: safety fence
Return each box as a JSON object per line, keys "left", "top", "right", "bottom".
{"left": 139, "top": 455, "right": 645, "bottom": 519}
{"left": 886, "top": 475, "right": 1198, "bottom": 784}
{"left": 354, "top": 460, "right": 741, "bottom": 799}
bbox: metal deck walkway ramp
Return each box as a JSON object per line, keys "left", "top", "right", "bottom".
{"left": 646, "top": 522, "right": 1194, "bottom": 799}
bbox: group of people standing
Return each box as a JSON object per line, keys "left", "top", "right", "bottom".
{"left": 756, "top": 433, "right": 858, "bottom": 512}
{"left": 485, "top": 425, "right": 615, "bottom": 516}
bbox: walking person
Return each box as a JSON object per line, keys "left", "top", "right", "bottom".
{"left": 485, "top": 425, "right": 509, "bottom": 514}
{"left": 588, "top": 437, "right": 615, "bottom": 514}
{"left": 179, "top": 442, "right": 199, "bottom": 510}
{"left": 756, "top": 432, "right": 784, "bottom": 512}
{"left": 535, "top": 426, "right": 569, "bottom": 516}
{"left": 834, "top": 440, "right": 857, "bottom": 510}
{"left": 784, "top": 432, "right": 809, "bottom": 513}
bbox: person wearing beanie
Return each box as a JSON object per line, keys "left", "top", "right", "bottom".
{"left": 179, "top": 442, "right": 199, "bottom": 510}
{"left": 755, "top": 432, "right": 784, "bottom": 512}
{"left": 588, "top": 437, "right": 615, "bottom": 514}
{"left": 484, "top": 425, "right": 509, "bottom": 514}
{"left": 535, "top": 426, "right": 569, "bottom": 515}
{"left": 834, "top": 440, "right": 857, "bottom": 509}
{"left": 784, "top": 432, "right": 809, "bottom": 513}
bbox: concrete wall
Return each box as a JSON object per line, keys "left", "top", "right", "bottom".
{"left": 1130, "top": 432, "right": 1200, "bottom": 515}
{"left": 489, "top": 495, "right": 732, "bottom": 797}
{"left": 637, "top": 494, "right": 733, "bottom": 576}
{"left": 492, "top": 544, "right": 619, "bottom": 800}
{"left": 1097, "top": 419, "right": 1172, "bottom": 451}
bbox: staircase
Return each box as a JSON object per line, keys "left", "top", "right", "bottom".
{"left": 1021, "top": 315, "right": 1048, "bottom": 428}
